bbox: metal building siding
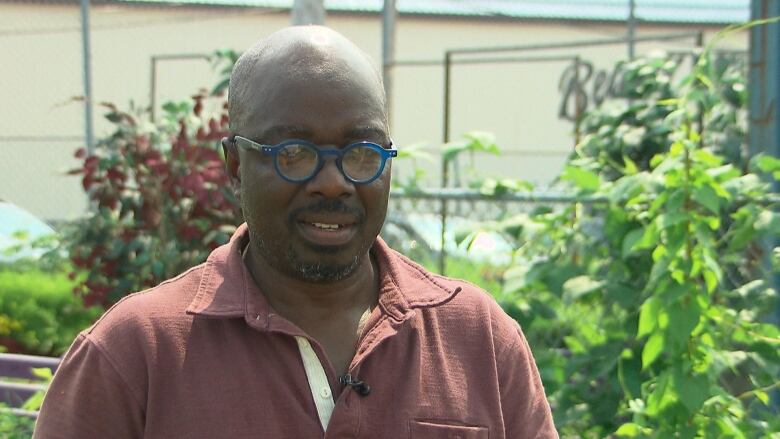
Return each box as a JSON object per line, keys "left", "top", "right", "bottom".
{"left": 95, "top": 0, "right": 749, "bottom": 25}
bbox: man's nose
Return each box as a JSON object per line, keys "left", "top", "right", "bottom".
{"left": 305, "top": 157, "right": 354, "bottom": 198}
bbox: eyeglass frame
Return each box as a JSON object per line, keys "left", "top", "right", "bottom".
{"left": 233, "top": 135, "right": 398, "bottom": 185}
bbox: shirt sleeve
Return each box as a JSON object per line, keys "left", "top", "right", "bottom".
{"left": 33, "top": 333, "right": 145, "bottom": 439}
{"left": 498, "top": 325, "right": 559, "bottom": 439}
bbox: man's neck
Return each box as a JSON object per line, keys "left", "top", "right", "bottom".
{"left": 243, "top": 243, "right": 379, "bottom": 324}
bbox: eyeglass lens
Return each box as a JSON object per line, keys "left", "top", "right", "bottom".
{"left": 276, "top": 143, "right": 383, "bottom": 182}
{"left": 277, "top": 144, "right": 318, "bottom": 180}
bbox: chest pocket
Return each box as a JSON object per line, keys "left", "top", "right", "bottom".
{"left": 410, "top": 420, "right": 489, "bottom": 439}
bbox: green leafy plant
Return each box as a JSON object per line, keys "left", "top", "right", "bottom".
{"left": 210, "top": 49, "right": 241, "bottom": 96}
{"left": 443, "top": 131, "right": 501, "bottom": 188}
{"left": 391, "top": 141, "right": 436, "bottom": 191}
{"left": 0, "top": 231, "right": 99, "bottom": 355}
{"left": 1, "top": 232, "right": 67, "bottom": 273}
{"left": 575, "top": 50, "right": 749, "bottom": 181}
{"left": 0, "top": 269, "right": 101, "bottom": 355}
{"left": 490, "top": 27, "right": 780, "bottom": 437}
{"left": 0, "top": 411, "right": 34, "bottom": 439}
{"left": 0, "top": 367, "right": 53, "bottom": 438}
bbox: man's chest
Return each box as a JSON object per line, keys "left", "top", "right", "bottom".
{"left": 140, "top": 325, "right": 501, "bottom": 438}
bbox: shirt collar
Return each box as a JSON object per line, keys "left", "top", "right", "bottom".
{"left": 185, "top": 223, "right": 249, "bottom": 318}
{"left": 186, "top": 223, "right": 461, "bottom": 324}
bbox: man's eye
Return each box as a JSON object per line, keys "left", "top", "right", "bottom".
{"left": 281, "top": 145, "right": 306, "bottom": 159}
{"left": 277, "top": 145, "right": 317, "bottom": 169}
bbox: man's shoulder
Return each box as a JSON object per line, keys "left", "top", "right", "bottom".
{"left": 83, "top": 262, "right": 207, "bottom": 342}
{"left": 387, "top": 248, "right": 518, "bottom": 332}
{"left": 430, "top": 272, "right": 517, "bottom": 330}
{"left": 388, "top": 251, "right": 527, "bottom": 363}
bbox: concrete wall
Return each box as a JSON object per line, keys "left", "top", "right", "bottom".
{"left": 0, "top": 3, "right": 747, "bottom": 221}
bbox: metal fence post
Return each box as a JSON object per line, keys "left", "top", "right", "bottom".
{"left": 80, "top": 0, "right": 94, "bottom": 156}
{"left": 440, "top": 51, "right": 452, "bottom": 275}
{"left": 749, "top": 0, "right": 780, "bottom": 408}
{"left": 382, "top": 0, "right": 397, "bottom": 125}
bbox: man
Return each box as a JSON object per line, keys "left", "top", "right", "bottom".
{"left": 34, "top": 26, "right": 557, "bottom": 438}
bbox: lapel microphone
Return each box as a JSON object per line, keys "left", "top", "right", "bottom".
{"left": 339, "top": 374, "right": 371, "bottom": 396}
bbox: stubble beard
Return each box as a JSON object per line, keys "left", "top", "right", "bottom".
{"left": 245, "top": 197, "right": 377, "bottom": 283}
{"left": 250, "top": 229, "right": 366, "bottom": 283}
{"left": 289, "top": 249, "right": 362, "bottom": 282}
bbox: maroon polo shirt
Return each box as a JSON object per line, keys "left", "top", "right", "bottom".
{"left": 34, "top": 224, "right": 557, "bottom": 438}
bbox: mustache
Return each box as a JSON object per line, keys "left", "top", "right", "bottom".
{"left": 288, "top": 199, "right": 366, "bottom": 223}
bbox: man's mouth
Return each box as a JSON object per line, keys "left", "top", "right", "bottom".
{"left": 310, "top": 222, "right": 343, "bottom": 231}
{"left": 297, "top": 218, "right": 358, "bottom": 246}
{"left": 290, "top": 200, "right": 365, "bottom": 247}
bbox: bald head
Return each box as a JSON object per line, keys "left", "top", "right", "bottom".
{"left": 228, "top": 26, "right": 387, "bottom": 134}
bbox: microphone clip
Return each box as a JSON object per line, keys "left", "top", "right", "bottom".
{"left": 339, "top": 373, "right": 371, "bottom": 396}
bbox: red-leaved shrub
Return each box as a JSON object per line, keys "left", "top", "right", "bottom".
{"left": 66, "top": 92, "right": 241, "bottom": 307}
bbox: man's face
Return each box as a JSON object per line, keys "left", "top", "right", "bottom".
{"left": 234, "top": 70, "right": 391, "bottom": 283}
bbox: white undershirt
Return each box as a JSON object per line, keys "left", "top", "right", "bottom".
{"left": 295, "top": 336, "right": 336, "bottom": 432}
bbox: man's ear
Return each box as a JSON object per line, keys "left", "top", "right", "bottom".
{"left": 222, "top": 136, "right": 242, "bottom": 201}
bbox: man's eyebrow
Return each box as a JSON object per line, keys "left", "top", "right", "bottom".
{"left": 259, "top": 125, "right": 388, "bottom": 143}
{"left": 260, "top": 125, "right": 312, "bottom": 140}
{"left": 347, "top": 126, "right": 388, "bottom": 140}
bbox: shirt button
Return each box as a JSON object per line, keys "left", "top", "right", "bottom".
{"left": 320, "top": 386, "right": 331, "bottom": 398}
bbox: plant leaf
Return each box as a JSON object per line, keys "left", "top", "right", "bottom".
{"left": 615, "top": 423, "right": 642, "bottom": 437}
{"left": 638, "top": 297, "right": 660, "bottom": 338}
{"left": 673, "top": 368, "right": 709, "bottom": 413}
{"left": 561, "top": 166, "right": 600, "bottom": 192}
{"left": 666, "top": 299, "right": 701, "bottom": 350}
{"left": 692, "top": 184, "right": 720, "bottom": 214}
{"left": 642, "top": 331, "right": 665, "bottom": 370}
{"left": 562, "top": 275, "right": 604, "bottom": 304}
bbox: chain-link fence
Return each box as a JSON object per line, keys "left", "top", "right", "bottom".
{"left": 386, "top": 188, "right": 606, "bottom": 275}
{"left": 0, "top": 137, "right": 87, "bottom": 223}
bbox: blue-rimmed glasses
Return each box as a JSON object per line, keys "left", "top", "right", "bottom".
{"left": 234, "top": 136, "right": 397, "bottom": 184}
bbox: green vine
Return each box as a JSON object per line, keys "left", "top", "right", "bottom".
{"left": 488, "top": 22, "right": 780, "bottom": 437}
